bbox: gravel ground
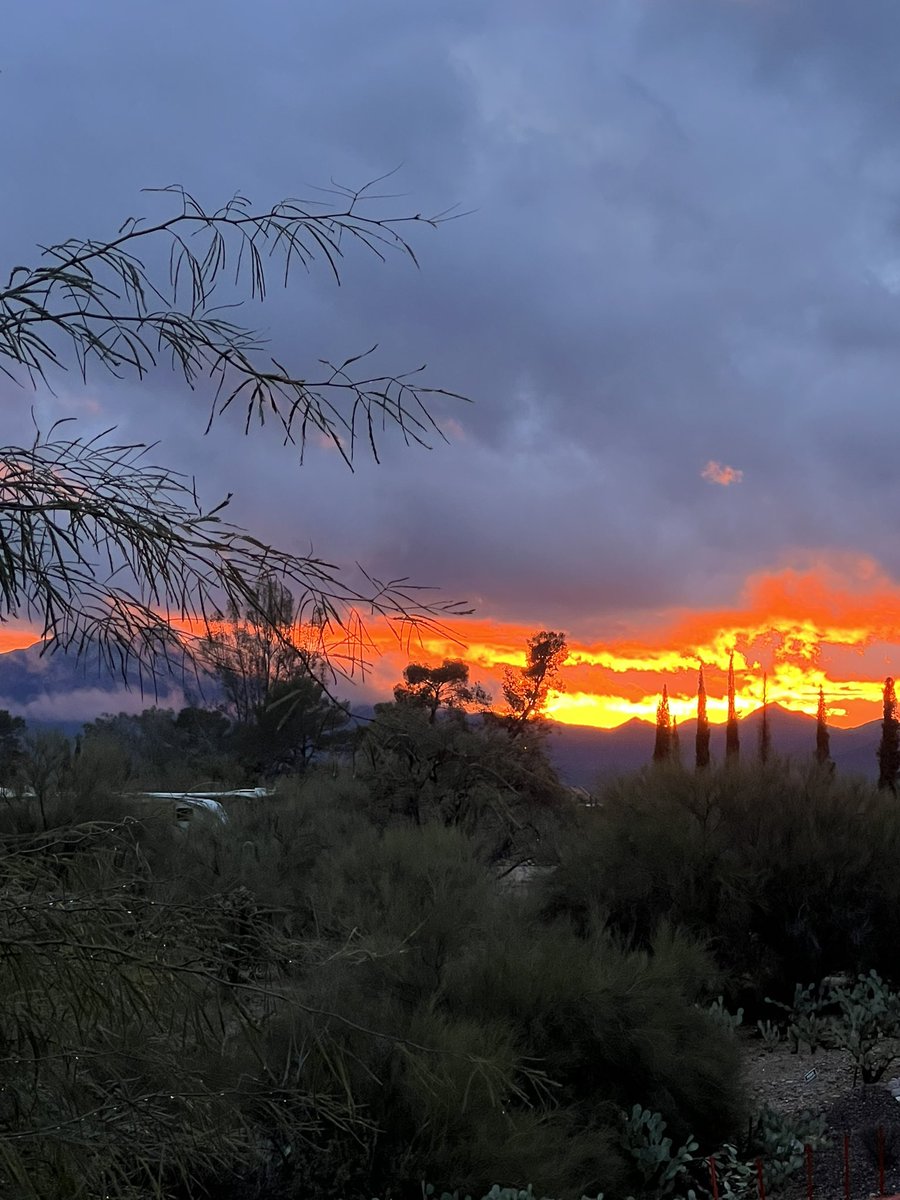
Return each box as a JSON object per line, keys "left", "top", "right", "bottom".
{"left": 741, "top": 1036, "right": 900, "bottom": 1200}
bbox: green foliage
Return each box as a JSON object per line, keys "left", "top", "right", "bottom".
{"left": 877, "top": 676, "right": 900, "bottom": 793}
{"left": 0, "top": 749, "right": 752, "bottom": 1198}
{"left": 766, "top": 971, "right": 900, "bottom": 1083}
{"left": 356, "top": 701, "right": 573, "bottom": 867}
{"left": 829, "top": 970, "right": 900, "bottom": 1082}
{"left": 745, "top": 1105, "right": 829, "bottom": 1191}
{"left": 21, "top": 727, "right": 71, "bottom": 829}
{"left": 501, "top": 631, "right": 568, "bottom": 736}
{"left": 706, "top": 996, "right": 744, "bottom": 1033}
{"left": 0, "top": 811, "right": 361, "bottom": 1198}
{"left": 653, "top": 687, "right": 672, "bottom": 764}
{"left": 200, "top": 572, "right": 353, "bottom": 778}
{"left": 394, "top": 660, "right": 491, "bottom": 723}
{"left": 621, "top": 1105, "right": 697, "bottom": 1194}
{"left": 539, "top": 761, "right": 900, "bottom": 1002}
{"left": 765, "top": 983, "right": 832, "bottom": 1053}
{"left": 0, "top": 709, "right": 25, "bottom": 787}
{"left": 234, "top": 673, "right": 350, "bottom": 777}
{"left": 83, "top": 705, "right": 236, "bottom": 788}
{"left": 755, "top": 1019, "right": 782, "bottom": 1048}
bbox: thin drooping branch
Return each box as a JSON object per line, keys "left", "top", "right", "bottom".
{"left": 0, "top": 180, "right": 472, "bottom": 674}
{"left": 0, "top": 424, "right": 471, "bottom": 680}
{"left": 0, "top": 180, "right": 469, "bottom": 466}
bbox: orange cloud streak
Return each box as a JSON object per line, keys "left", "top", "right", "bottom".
{"left": 359, "top": 556, "right": 900, "bottom": 730}
{"left": 4, "top": 554, "right": 900, "bottom": 731}
{"left": 702, "top": 460, "right": 744, "bottom": 486}
{"left": 0, "top": 626, "right": 41, "bottom": 655}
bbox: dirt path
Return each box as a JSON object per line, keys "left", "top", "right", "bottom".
{"left": 740, "top": 1036, "right": 900, "bottom": 1200}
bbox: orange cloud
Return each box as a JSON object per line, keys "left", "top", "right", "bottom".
{"left": 4, "top": 554, "right": 900, "bottom": 733}
{"left": 702, "top": 460, "right": 744, "bottom": 485}
{"left": 358, "top": 556, "right": 900, "bottom": 730}
{"left": 0, "top": 626, "right": 41, "bottom": 655}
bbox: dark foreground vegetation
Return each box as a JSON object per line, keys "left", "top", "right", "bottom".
{"left": 2, "top": 700, "right": 900, "bottom": 1198}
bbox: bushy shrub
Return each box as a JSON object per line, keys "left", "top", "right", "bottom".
{"left": 286, "top": 822, "right": 744, "bottom": 1197}
{"left": 355, "top": 704, "right": 575, "bottom": 868}
{"left": 0, "top": 766, "right": 745, "bottom": 1198}
{"left": 538, "top": 761, "right": 900, "bottom": 1004}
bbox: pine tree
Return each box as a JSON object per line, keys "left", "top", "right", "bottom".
{"left": 815, "top": 685, "right": 832, "bottom": 769}
{"left": 758, "top": 672, "right": 771, "bottom": 764}
{"left": 671, "top": 717, "right": 682, "bottom": 765}
{"left": 725, "top": 651, "right": 740, "bottom": 763}
{"left": 877, "top": 676, "right": 900, "bottom": 793}
{"left": 695, "top": 665, "right": 710, "bottom": 770}
{"left": 653, "top": 684, "right": 671, "bottom": 762}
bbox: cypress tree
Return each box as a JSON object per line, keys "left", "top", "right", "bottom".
{"left": 695, "top": 666, "right": 710, "bottom": 769}
{"left": 877, "top": 676, "right": 900, "bottom": 794}
{"left": 653, "top": 684, "right": 671, "bottom": 763}
{"left": 725, "top": 650, "right": 740, "bottom": 763}
{"left": 815, "top": 685, "right": 832, "bottom": 768}
{"left": 758, "top": 672, "right": 771, "bottom": 764}
{"left": 671, "top": 716, "right": 681, "bottom": 765}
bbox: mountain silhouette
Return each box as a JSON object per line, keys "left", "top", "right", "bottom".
{"left": 545, "top": 703, "right": 883, "bottom": 789}
{"left": 0, "top": 641, "right": 213, "bottom": 728}
{"left": 0, "top": 646, "right": 885, "bottom": 787}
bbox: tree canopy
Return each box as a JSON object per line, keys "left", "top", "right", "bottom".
{"left": 501, "top": 630, "right": 567, "bottom": 737}
{"left": 393, "top": 659, "right": 490, "bottom": 723}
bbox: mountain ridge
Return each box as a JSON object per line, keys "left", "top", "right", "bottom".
{"left": 545, "top": 703, "right": 883, "bottom": 789}
{"left": 0, "top": 644, "right": 885, "bottom": 787}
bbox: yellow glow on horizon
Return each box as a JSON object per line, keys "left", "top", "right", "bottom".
{"left": 358, "top": 558, "right": 900, "bottom": 731}
{"left": 5, "top": 556, "right": 900, "bottom": 731}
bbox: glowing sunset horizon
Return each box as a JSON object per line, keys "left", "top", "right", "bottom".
{"left": 359, "top": 558, "right": 900, "bottom": 731}
{"left": 3, "top": 557, "right": 900, "bottom": 732}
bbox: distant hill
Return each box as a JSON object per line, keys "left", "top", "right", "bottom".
{"left": 545, "top": 703, "right": 883, "bottom": 790}
{"left": 0, "top": 641, "right": 211, "bottom": 727}
{"left": 0, "top": 645, "right": 885, "bottom": 786}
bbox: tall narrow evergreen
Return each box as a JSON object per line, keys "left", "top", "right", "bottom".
{"left": 725, "top": 650, "right": 740, "bottom": 763}
{"left": 671, "top": 716, "right": 681, "bottom": 765}
{"left": 815, "top": 685, "right": 832, "bottom": 768}
{"left": 695, "top": 666, "right": 710, "bottom": 769}
{"left": 653, "top": 684, "right": 671, "bottom": 763}
{"left": 877, "top": 676, "right": 900, "bottom": 793}
{"left": 758, "top": 672, "right": 771, "bottom": 764}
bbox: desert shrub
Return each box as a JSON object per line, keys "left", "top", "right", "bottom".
{"left": 0, "top": 815, "right": 365, "bottom": 1199}
{"left": 0, "top": 765, "right": 746, "bottom": 1198}
{"left": 538, "top": 761, "right": 900, "bottom": 1004}
{"left": 287, "top": 823, "right": 744, "bottom": 1197}
{"left": 355, "top": 704, "right": 575, "bottom": 868}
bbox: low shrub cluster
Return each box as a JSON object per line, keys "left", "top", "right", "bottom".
{"left": 6, "top": 715, "right": 899, "bottom": 1198}
{"left": 539, "top": 760, "right": 900, "bottom": 1006}
{"left": 0, "top": 767, "right": 744, "bottom": 1199}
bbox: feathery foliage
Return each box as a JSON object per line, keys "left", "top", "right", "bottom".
{"left": 0, "top": 180, "right": 470, "bottom": 677}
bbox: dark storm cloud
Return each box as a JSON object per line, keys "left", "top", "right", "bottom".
{"left": 5, "top": 0, "right": 900, "bottom": 643}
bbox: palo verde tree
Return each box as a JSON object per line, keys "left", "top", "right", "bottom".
{"left": 0, "top": 181, "right": 469, "bottom": 678}
{"left": 695, "top": 664, "right": 710, "bottom": 770}
{"left": 0, "top": 183, "right": 487, "bottom": 1197}
{"left": 204, "top": 571, "right": 351, "bottom": 776}
{"left": 0, "top": 710, "right": 25, "bottom": 787}
{"left": 652, "top": 684, "right": 672, "bottom": 763}
{"left": 393, "top": 659, "right": 490, "bottom": 724}
{"left": 501, "top": 630, "right": 568, "bottom": 738}
{"left": 878, "top": 676, "right": 900, "bottom": 794}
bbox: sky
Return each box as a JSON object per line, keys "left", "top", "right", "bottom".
{"left": 5, "top": 0, "right": 900, "bottom": 728}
